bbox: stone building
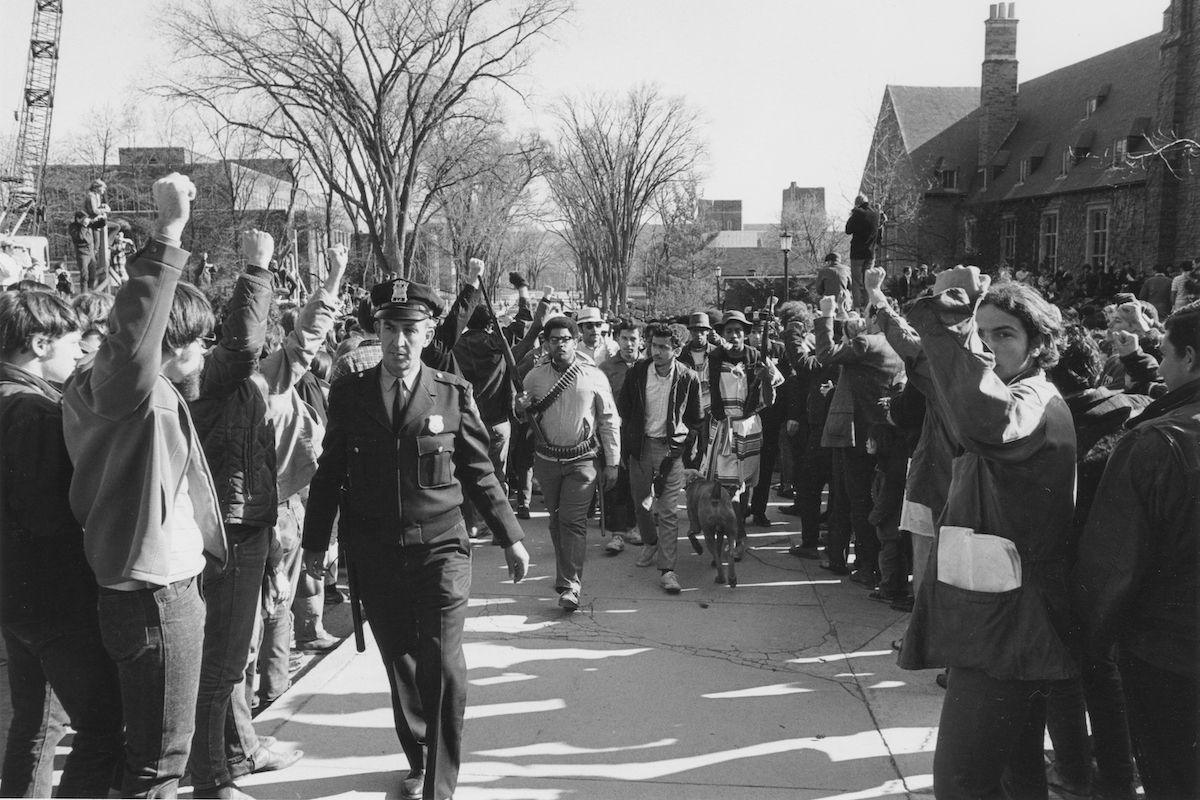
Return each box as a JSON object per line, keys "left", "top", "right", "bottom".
{"left": 860, "top": 1, "right": 1198, "bottom": 278}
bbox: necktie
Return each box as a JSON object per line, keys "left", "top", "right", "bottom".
{"left": 392, "top": 380, "right": 406, "bottom": 437}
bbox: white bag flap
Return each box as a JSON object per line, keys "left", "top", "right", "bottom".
{"left": 937, "top": 525, "right": 1022, "bottom": 593}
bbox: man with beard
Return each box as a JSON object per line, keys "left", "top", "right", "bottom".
{"left": 64, "top": 173, "right": 226, "bottom": 796}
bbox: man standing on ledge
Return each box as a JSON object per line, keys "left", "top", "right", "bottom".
{"left": 845, "top": 194, "right": 884, "bottom": 309}
{"left": 301, "top": 278, "right": 529, "bottom": 800}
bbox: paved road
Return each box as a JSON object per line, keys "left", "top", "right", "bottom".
{"left": 228, "top": 495, "right": 947, "bottom": 799}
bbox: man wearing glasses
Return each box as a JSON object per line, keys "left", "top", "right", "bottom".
{"left": 517, "top": 316, "right": 620, "bottom": 611}
{"left": 575, "top": 306, "right": 618, "bottom": 367}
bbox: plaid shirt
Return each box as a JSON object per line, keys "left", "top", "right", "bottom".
{"left": 330, "top": 338, "right": 382, "bottom": 383}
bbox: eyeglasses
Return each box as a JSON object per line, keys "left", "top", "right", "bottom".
{"left": 547, "top": 336, "right": 575, "bottom": 345}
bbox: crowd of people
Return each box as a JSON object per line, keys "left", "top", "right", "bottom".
{"left": 0, "top": 172, "right": 1197, "bottom": 800}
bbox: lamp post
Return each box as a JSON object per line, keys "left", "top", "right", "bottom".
{"left": 715, "top": 263, "right": 723, "bottom": 309}
{"left": 779, "top": 230, "right": 793, "bottom": 302}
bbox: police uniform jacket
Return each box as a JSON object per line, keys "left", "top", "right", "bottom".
{"left": 301, "top": 363, "right": 524, "bottom": 552}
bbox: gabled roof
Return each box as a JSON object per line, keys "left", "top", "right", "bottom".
{"left": 969, "top": 32, "right": 1162, "bottom": 203}
{"left": 881, "top": 31, "right": 1163, "bottom": 206}
{"left": 887, "top": 86, "right": 980, "bottom": 152}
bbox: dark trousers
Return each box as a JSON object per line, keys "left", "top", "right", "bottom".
{"left": 828, "top": 447, "right": 878, "bottom": 573}
{"left": 1046, "top": 645, "right": 1135, "bottom": 795}
{"left": 191, "top": 526, "right": 269, "bottom": 791}
{"left": 796, "top": 428, "right": 832, "bottom": 549}
{"left": 750, "top": 403, "right": 784, "bottom": 514}
{"left": 98, "top": 575, "right": 206, "bottom": 798}
{"left": 934, "top": 668, "right": 1050, "bottom": 800}
{"left": 350, "top": 536, "right": 472, "bottom": 800}
{"left": 602, "top": 464, "right": 637, "bottom": 533}
{"left": 509, "top": 419, "right": 535, "bottom": 508}
{"left": 875, "top": 516, "right": 911, "bottom": 598}
{"left": 1, "top": 612, "right": 122, "bottom": 798}
{"left": 1120, "top": 650, "right": 1199, "bottom": 800}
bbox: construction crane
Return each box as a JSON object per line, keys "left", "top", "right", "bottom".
{"left": 0, "top": 0, "right": 63, "bottom": 237}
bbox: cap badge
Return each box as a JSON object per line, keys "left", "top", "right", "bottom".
{"left": 391, "top": 279, "right": 410, "bottom": 305}
{"left": 428, "top": 415, "right": 444, "bottom": 434}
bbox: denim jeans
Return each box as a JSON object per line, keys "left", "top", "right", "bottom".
{"left": 98, "top": 575, "right": 205, "bottom": 798}
{"left": 2, "top": 612, "right": 122, "bottom": 798}
{"left": 534, "top": 457, "right": 598, "bottom": 594}
{"left": 934, "top": 668, "right": 1050, "bottom": 800}
{"left": 190, "top": 526, "right": 269, "bottom": 791}
{"left": 1120, "top": 650, "right": 1199, "bottom": 800}
{"left": 253, "top": 498, "right": 303, "bottom": 705}
{"left": 628, "top": 439, "right": 685, "bottom": 570}
{"left": 350, "top": 536, "right": 472, "bottom": 800}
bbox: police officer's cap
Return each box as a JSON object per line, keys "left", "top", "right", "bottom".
{"left": 371, "top": 278, "right": 444, "bottom": 321}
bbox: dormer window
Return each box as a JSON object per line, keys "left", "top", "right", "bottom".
{"left": 940, "top": 169, "right": 959, "bottom": 190}
{"left": 1061, "top": 147, "right": 1073, "bottom": 175}
{"left": 1019, "top": 158, "right": 1031, "bottom": 183}
{"left": 1113, "top": 138, "right": 1129, "bottom": 166}
{"left": 1085, "top": 83, "right": 1111, "bottom": 119}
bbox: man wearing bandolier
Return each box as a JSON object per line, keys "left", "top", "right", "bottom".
{"left": 301, "top": 278, "right": 530, "bottom": 800}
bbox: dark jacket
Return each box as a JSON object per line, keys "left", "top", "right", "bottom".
{"left": 189, "top": 265, "right": 278, "bottom": 528}
{"left": 452, "top": 308, "right": 544, "bottom": 426}
{"left": 425, "top": 283, "right": 482, "bottom": 375}
{"left": 784, "top": 326, "right": 836, "bottom": 427}
{"left": 302, "top": 364, "right": 524, "bottom": 553}
{"left": 0, "top": 365, "right": 98, "bottom": 624}
{"left": 1072, "top": 377, "right": 1200, "bottom": 677}
{"left": 845, "top": 204, "right": 882, "bottom": 260}
{"left": 815, "top": 316, "right": 905, "bottom": 450}
{"left": 617, "top": 359, "right": 703, "bottom": 462}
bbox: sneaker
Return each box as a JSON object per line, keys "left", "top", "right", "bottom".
{"left": 558, "top": 589, "right": 580, "bottom": 611}
{"left": 660, "top": 571, "right": 682, "bottom": 594}
{"left": 605, "top": 534, "right": 626, "bottom": 554}
{"left": 625, "top": 530, "right": 644, "bottom": 546}
{"left": 635, "top": 544, "right": 658, "bottom": 567}
{"left": 750, "top": 513, "right": 773, "bottom": 527}
{"left": 516, "top": 505, "right": 531, "bottom": 520}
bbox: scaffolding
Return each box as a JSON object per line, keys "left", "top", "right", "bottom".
{"left": 1, "top": 0, "right": 63, "bottom": 236}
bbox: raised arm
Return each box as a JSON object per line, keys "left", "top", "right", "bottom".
{"left": 907, "top": 269, "right": 1055, "bottom": 462}
{"left": 199, "top": 229, "right": 274, "bottom": 401}
{"left": 79, "top": 174, "right": 193, "bottom": 419}
{"left": 260, "top": 244, "right": 348, "bottom": 394}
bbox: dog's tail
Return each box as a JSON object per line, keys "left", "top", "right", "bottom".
{"left": 709, "top": 481, "right": 724, "bottom": 505}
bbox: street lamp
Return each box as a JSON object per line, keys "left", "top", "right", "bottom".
{"left": 779, "top": 230, "right": 793, "bottom": 301}
{"left": 715, "top": 263, "right": 723, "bottom": 309}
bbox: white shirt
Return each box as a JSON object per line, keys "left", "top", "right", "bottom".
{"left": 644, "top": 364, "right": 673, "bottom": 439}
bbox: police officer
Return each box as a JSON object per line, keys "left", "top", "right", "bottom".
{"left": 301, "top": 278, "right": 529, "bottom": 800}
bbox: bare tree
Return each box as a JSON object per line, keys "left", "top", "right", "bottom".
{"left": 66, "top": 101, "right": 142, "bottom": 172}
{"left": 636, "top": 176, "right": 718, "bottom": 317}
{"left": 547, "top": 85, "right": 706, "bottom": 313}
{"left": 158, "top": 0, "right": 572, "bottom": 278}
{"left": 781, "top": 195, "right": 844, "bottom": 273}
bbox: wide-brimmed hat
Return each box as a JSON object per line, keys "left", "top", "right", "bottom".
{"left": 687, "top": 312, "right": 712, "bottom": 330}
{"left": 575, "top": 306, "right": 603, "bottom": 325}
{"left": 720, "top": 310, "right": 750, "bottom": 329}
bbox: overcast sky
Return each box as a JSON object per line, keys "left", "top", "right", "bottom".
{"left": 0, "top": 0, "right": 1165, "bottom": 223}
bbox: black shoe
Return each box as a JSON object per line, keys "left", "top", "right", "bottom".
{"left": 776, "top": 486, "right": 795, "bottom": 499}
{"left": 868, "top": 589, "right": 898, "bottom": 604}
{"left": 751, "top": 513, "right": 773, "bottom": 527}
{"left": 516, "top": 506, "right": 531, "bottom": 520}
{"left": 788, "top": 545, "right": 820, "bottom": 560}
{"left": 324, "top": 589, "right": 347, "bottom": 605}
{"left": 819, "top": 561, "right": 850, "bottom": 575}
{"left": 889, "top": 595, "right": 914, "bottom": 613}
{"left": 779, "top": 505, "right": 802, "bottom": 517}
{"left": 849, "top": 570, "right": 880, "bottom": 589}
{"left": 935, "top": 670, "right": 949, "bottom": 690}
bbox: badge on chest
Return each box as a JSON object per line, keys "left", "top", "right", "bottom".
{"left": 427, "top": 414, "right": 444, "bottom": 434}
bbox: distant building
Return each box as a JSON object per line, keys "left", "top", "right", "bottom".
{"left": 782, "top": 183, "right": 825, "bottom": 221}
{"left": 42, "top": 147, "right": 351, "bottom": 282}
{"left": 860, "top": 1, "right": 1198, "bottom": 277}
{"left": 697, "top": 199, "right": 742, "bottom": 231}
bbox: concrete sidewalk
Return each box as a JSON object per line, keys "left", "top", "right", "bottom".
{"left": 219, "top": 497, "right": 947, "bottom": 800}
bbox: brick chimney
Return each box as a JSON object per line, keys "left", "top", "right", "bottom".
{"left": 979, "top": 3, "right": 1019, "bottom": 166}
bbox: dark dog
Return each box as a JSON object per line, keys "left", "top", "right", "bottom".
{"left": 684, "top": 470, "right": 743, "bottom": 587}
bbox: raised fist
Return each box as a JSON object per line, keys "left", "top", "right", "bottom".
{"left": 151, "top": 173, "right": 197, "bottom": 243}
{"left": 864, "top": 266, "right": 886, "bottom": 292}
{"left": 932, "top": 265, "right": 990, "bottom": 303}
{"left": 1111, "top": 329, "right": 1141, "bottom": 357}
{"left": 818, "top": 295, "right": 837, "bottom": 317}
{"left": 467, "top": 257, "right": 486, "bottom": 282}
{"left": 1114, "top": 301, "right": 1151, "bottom": 335}
{"left": 241, "top": 229, "right": 275, "bottom": 269}
{"left": 509, "top": 271, "right": 528, "bottom": 289}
